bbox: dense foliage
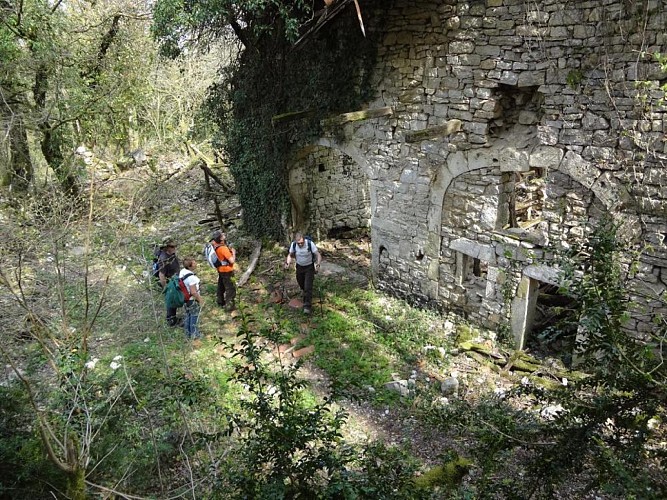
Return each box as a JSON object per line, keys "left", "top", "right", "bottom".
{"left": 421, "top": 221, "right": 667, "bottom": 498}
{"left": 0, "top": 174, "right": 665, "bottom": 498}
{"left": 153, "top": 0, "right": 379, "bottom": 238}
{"left": 0, "top": 0, "right": 154, "bottom": 193}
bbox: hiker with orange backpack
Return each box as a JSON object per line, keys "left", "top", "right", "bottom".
{"left": 208, "top": 230, "right": 237, "bottom": 311}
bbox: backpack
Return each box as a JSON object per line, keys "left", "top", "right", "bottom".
{"left": 289, "top": 236, "right": 314, "bottom": 255}
{"left": 151, "top": 245, "right": 164, "bottom": 280}
{"left": 203, "top": 242, "right": 230, "bottom": 269}
{"left": 164, "top": 272, "right": 193, "bottom": 309}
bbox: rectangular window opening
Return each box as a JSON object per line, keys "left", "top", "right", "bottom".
{"left": 505, "top": 167, "right": 545, "bottom": 229}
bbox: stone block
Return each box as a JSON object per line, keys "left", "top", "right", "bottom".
{"left": 529, "top": 145, "right": 564, "bottom": 168}
{"left": 559, "top": 151, "right": 598, "bottom": 188}
{"left": 477, "top": 45, "right": 501, "bottom": 57}
{"left": 583, "top": 146, "right": 615, "bottom": 163}
{"left": 498, "top": 147, "right": 530, "bottom": 172}
{"left": 518, "top": 71, "right": 545, "bottom": 87}
{"left": 559, "top": 129, "right": 589, "bottom": 146}
{"left": 450, "top": 40, "right": 475, "bottom": 54}
{"left": 526, "top": 10, "right": 549, "bottom": 24}
{"left": 499, "top": 71, "right": 519, "bottom": 85}
{"left": 537, "top": 125, "right": 559, "bottom": 145}
{"left": 549, "top": 26, "right": 570, "bottom": 39}
{"left": 445, "top": 16, "right": 460, "bottom": 30}
{"left": 516, "top": 25, "right": 549, "bottom": 37}
{"left": 591, "top": 171, "right": 632, "bottom": 210}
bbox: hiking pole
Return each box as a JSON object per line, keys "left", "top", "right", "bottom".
{"left": 282, "top": 268, "right": 288, "bottom": 303}
{"left": 318, "top": 279, "right": 324, "bottom": 317}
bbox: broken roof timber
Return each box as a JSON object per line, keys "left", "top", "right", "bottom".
{"left": 321, "top": 106, "right": 394, "bottom": 127}
{"left": 292, "top": 0, "right": 361, "bottom": 52}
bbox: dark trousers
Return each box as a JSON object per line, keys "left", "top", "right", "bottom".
{"left": 296, "top": 264, "right": 315, "bottom": 308}
{"left": 166, "top": 306, "right": 178, "bottom": 326}
{"left": 217, "top": 271, "right": 236, "bottom": 306}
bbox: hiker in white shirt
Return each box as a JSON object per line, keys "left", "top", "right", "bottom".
{"left": 285, "top": 232, "right": 322, "bottom": 314}
{"left": 180, "top": 257, "right": 203, "bottom": 340}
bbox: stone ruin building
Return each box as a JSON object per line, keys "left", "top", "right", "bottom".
{"left": 286, "top": 0, "right": 667, "bottom": 350}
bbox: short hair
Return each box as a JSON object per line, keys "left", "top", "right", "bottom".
{"left": 294, "top": 232, "right": 304, "bottom": 241}
{"left": 183, "top": 257, "right": 196, "bottom": 269}
{"left": 210, "top": 230, "right": 223, "bottom": 242}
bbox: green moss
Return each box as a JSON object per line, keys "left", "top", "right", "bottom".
{"left": 455, "top": 324, "right": 475, "bottom": 344}
{"left": 414, "top": 456, "right": 472, "bottom": 489}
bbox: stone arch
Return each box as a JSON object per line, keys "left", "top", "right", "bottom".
{"left": 554, "top": 150, "right": 641, "bottom": 240}
{"left": 438, "top": 164, "right": 503, "bottom": 319}
{"left": 287, "top": 140, "right": 373, "bottom": 240}
{"left": 422, "top": 123, "right": 645, "bottom": 342}
{"left": 426, "top": 135, "right": 641, "bottom": 299}
{"left": 425, "top": 127, "right": 542, "bottom": 294}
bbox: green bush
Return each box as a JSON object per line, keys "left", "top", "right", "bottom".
{"left": 0, "top": 386, "right": 67, "bottom": 498}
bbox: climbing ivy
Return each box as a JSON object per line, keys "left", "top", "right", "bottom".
{"left": 207, "top": 6, "right": 381, "bottom": 238}
{"left": 153, "top": 0, "right": 384, "bottom": 238}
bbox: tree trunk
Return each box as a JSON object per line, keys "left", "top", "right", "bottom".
{"left": 41, "top": 125, "right": 79, "bottom": 197}
{"left": 5, "top": 114, "right": 33, "bottom": 190}
{"left": 66, "top": 467, "right": 86, "bottom": 500}
{"left": 34, "top": 63, "right": 79, "bottom": 197}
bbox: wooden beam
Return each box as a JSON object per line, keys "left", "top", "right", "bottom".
{"left": 322, "top": 106, "right": 394, "bottom": 127}
{"left": 271, "top": 109, "right": 318, "bottom": 126}
{"left": 237, "top": 241, "right": 262, "bottom": 287}
{"left": 404, "top": 119, "right": 462, "bottom": 143}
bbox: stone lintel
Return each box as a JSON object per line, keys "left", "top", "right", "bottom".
{"left": 450, "top": 238, "right": 497, "bottom": 264}
{"left": 405, "top": 119, "right": 462, "bottom": 143}
{"left": 523, "top": 265, "right": 560, "bottom": 285}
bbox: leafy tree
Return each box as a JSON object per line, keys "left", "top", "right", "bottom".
{"left": 152, "top": 0, "right": 311, "bottom": 57}
{"left": 523, "top": 220, "right": 667, "bottom": 497}
{"left": 0, "top": 0, "right": 153, "bottom": 194}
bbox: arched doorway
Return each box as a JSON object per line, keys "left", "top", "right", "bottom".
{"left": 287, "top": 144, "right": 371, "bottom": 239}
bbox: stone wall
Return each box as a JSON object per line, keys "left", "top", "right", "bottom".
{"left": 288, "top": 145, "right": 371, "bottom": 240}
{"left": 291, "top": 0, "right": 667, "bottom": 346}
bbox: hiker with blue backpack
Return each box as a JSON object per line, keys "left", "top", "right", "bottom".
{"left": 206, "top": 230, "right": 237, "bottom": 312}
{"left": 157, "top": 239, "right": 181, "bottom": 326}
{"left": 285, "top": 232, "right": 322, "bottom": 315}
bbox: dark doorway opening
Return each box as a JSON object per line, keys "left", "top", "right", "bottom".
{"left": 526, "top": 282, "right": 578, "bottom": 366}
{"left": 327, "top": 226, "right": 369, "bottom": 239}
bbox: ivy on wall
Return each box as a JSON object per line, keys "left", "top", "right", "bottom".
{"left": 208, "top": 6, "right": 381, "bottom": 239}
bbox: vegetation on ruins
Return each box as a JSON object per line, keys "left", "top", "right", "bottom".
{"left": 152, "top": 0, "right": 379, "bottom": 238}
{"left": 1, "top": 172, "right": 665, "bottom": 498}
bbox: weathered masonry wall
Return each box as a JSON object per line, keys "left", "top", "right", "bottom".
{"left": 293, "top": 0, "right": 667, "bottom": 345}
{"left": 287, "top": 145, "right": 371, "bottom": 240}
